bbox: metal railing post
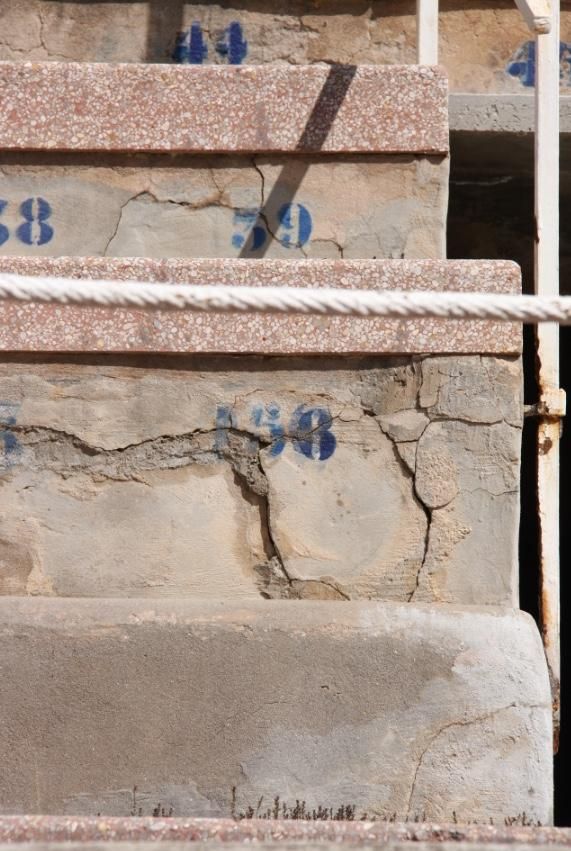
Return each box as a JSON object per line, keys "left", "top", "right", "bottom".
{"left": 534, "top": 0, "right": 565, "bottom": 747}
{"left": 416, "top": 0, "right": 439, "bottom": 64}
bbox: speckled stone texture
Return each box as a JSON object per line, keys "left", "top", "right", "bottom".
{"left": 0, "top": 259, "right": 520, "bottom": 353}
{"left": 1, "top": 843, "right": 571, "bottom": 851}
{"left": 0, "top": 64, "right": 448, "bottom": 154}
{"left": 0, "top": 820, "right": 568, "bottom": 844}
{"left": 0, "top": 600, "right": 552, "bottom": 822}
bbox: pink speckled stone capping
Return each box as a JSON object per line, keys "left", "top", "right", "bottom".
{"left": 0, "top": 258, "right": 520, "bottom": 354}
{"left": 0, "top": 816, "right": 567, "bottom": 844}
{"left": 0, "top": 63, "right": 448, "bottom": 154}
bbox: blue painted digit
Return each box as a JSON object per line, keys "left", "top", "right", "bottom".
{"left": 291, "top": 406, "right": 336, "bottom": 461}
{"left": 172, "top": 23, "right": 207, "bottom": 64}
{"left": 232, "top": 209, "right": 267, "bottom": 251}
{"left": 216, "top": 21, "right": 248, "bottom": 65}
{"left": 0, "top": 200, "right": 9, "bottom": 247}
{"left": 251, "top": 404, "right": 285, "bottom": 456}
{"left": 17, "top": 197, "right": 54, "bottom": 246}
{"left": 507, "top": 41, "right": 571, "bottom": 87}
{"left": 276, "top": 203, "right": 312, "bottom": 248}
{"left": 0, "top": 402, "right": 21, "bottom": 469}
{"left": 215, "top": 405, "right": 235, "bottom": 451}
{"left": 507, "top": 40, "right": 536, "bottom": 87}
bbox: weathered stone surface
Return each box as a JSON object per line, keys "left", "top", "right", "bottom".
{"left": 0, "top": 354, "right": 522, "bottom": 604}
{"left": 0, "top": 1, "right": 569, "bottom": 94}
{"left": 450, "top": 94, "right": 571, "bottom": 134}
{"left": 0, "top": 156, "right": 448, "bottom": 261}
{"left": 0, "top": 598, "right": 553, "bottom": 822}
{"left": 260, "top": 421, "right": 427, "bottom": 600}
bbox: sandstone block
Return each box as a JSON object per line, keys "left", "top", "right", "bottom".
{"left": 0, "top": 354, "right": 522, "bottom": 604}
{"left": 0, "top": 156, "right": 447, "bottom": 261}
{"left": 0, "top": 1, "right": 569, "bottom": 94}
{"left": 0, "top": 598, "right": 553, "bottom": 822}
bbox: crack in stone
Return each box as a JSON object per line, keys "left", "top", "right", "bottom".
{"left": 404, "top": 702, "right": 548, "bottom": 820}
{"left": 376, "top": 416, "right": 431, "bottom": 602}
{"left": 104, "top": 191, "right": 149, "bottom": 256}
{"left": 103, "top": 181, "right": 259, "bottom": 256}
{"left": 12, "top": 421, "right": 301, "bottom": 598}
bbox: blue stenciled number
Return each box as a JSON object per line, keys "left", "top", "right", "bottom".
{"left": 291, "top": 405, "right": 336, "bottom": 461}
{"left": 0, "top": 200, "right": 9, "bottom": 247}
{"left": 172, "top": 23, "right": 207, "bottom": 64}
{"left": 214, "top": 403, "right": 336, "bottom": 461}
{"left": 276, "top": 203, "right": 312, "bottom": 248}
{"left": 0, "top": 402, "right": 22, "bottom": 469}
{"left": 507, "top": 40, "right": 571, "bottom": 88}
{"left": 215, "top": 405, "right": 235, "bottom": 451}
{"left": 17, "top": 197, "right": 54, "bottom": 246}
{"left": 232, "top": 209, "right": 267, "bottom": 251}
{"left": 216, "top": 22, "right": 248, "bottom": 65}
{"left": 251, "top": 404, "right": 286, "bottom": 456}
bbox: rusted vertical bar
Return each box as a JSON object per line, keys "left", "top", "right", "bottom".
{"left": 534, "top": 0, "right": 565, "bottom": 748}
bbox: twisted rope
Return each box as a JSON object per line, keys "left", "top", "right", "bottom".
{"left": 0, "top": 273, "right": 570, "bottom": 323}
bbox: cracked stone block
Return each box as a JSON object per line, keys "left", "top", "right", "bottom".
{"left": 0, "top": 354, "right": 522, "bottom": 604}
{"left": 260, "top": 421, "right": 427, "bottom": 600}
{"left": 1, "top": 0, "right": 570, "bottom": 93}
{"left": 0, "top": 598, "right": 553, "bottom": 822}
{"left": 0, "top": 155, "right": 448, "bottom": 260}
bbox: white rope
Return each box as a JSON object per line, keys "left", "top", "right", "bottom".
{"left": 1, "top": 272, "right": 571, "bottom": 323}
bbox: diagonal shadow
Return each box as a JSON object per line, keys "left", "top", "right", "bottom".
{"left": 146, "top": 0, "right": 185, "bottom": 62}
{"left": 237, "top": 64, "right": 357, "bottom": 258}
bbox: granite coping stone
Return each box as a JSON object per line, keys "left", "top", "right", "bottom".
{"left": 0, "top": 258, "right": 521, "bottom": 354}
{"left": 0, "top": 63, "right": 449, "bottom": 155}
{"left": 0, "top": 822, "right": 569, "bottom": 845}
{"left": 0, "top": 599, "right": 552, "bottom": 822}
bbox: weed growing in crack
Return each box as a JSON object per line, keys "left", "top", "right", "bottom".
{"left": 230, "top": 788, "right": 387, "bottom": 821}
{"left": 230, "top": 790, "right": 542, "bottom": 825}
{"left": 129, "top": 786, "right": 174, "bottom": 818}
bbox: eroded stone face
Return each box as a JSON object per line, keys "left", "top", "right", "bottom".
{"left": 0, "top": 354, "right": 522, "bottom": 604}
{"left": 0, "top": 0, "right": 569, "bottom": 92}
{"left": 0, "top": 155, "right": 448, "bottom": 260}
{"left": 0, "top": 598, "right": 553, "bottom": 822}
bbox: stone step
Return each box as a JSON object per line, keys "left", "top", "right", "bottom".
{"left": 0, "top": 259, "right": 522, "bottom": 606}
{"left": 0, "top": 258, "right": 519, "bottom": 354}
{"left": 0, "top": 2, "right": 567, "bottom": 97}
{"left": 0, "top": 64, "right": 448, "bottom": 261}
{"left": 0, "top": 64, "right": 448, "bottom": 155}
{"left": 1, "top": 827, "right": 570, "bottom": 845}
{"left": 0, "top": 836, "right": 569, "bottom": 848}
{"left": 0, "top": 599, "right": 552, "bottom": 823}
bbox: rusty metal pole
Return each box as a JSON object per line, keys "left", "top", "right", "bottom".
{"left": 533, "top": 0, "right": 565, "bottom": 748}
